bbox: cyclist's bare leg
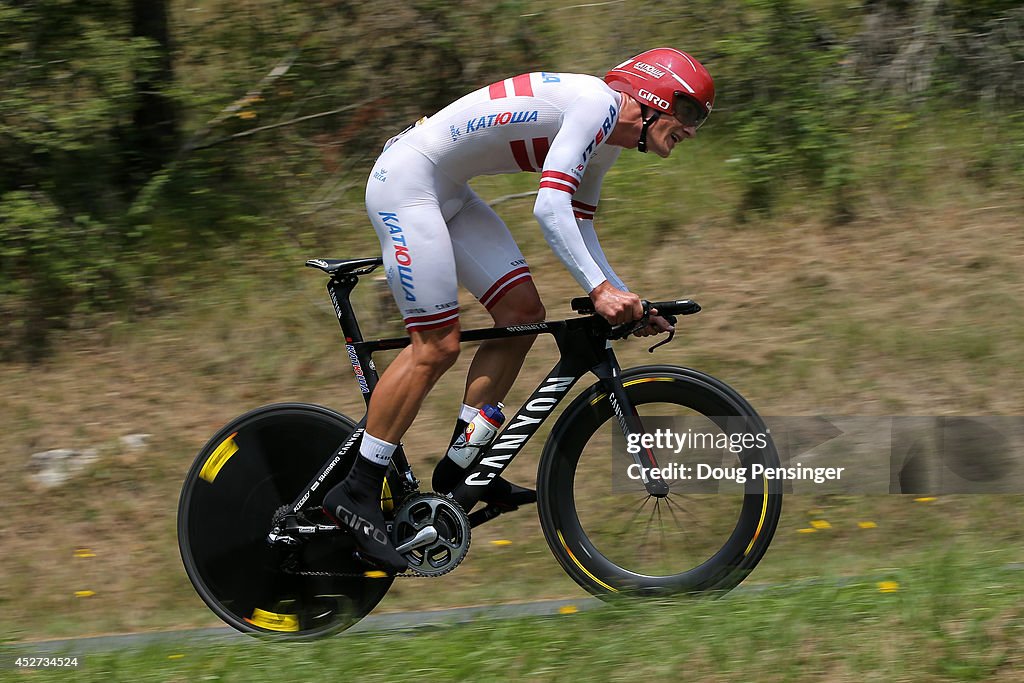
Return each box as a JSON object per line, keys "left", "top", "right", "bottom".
{"left": 323, "top": 323, "right": 460, "bottom": 572}
{"left": 431, "top": 281, "right": 543, "bottom": 503}
{"left": 462, "top": 279, "right": 546, "bottom": 408}
{"left": 365, "top": 323, "right": 462, "bottom": 442}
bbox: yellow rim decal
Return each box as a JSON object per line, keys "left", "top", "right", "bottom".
{"left": 199, "top": 432, "right": 239, "bottom": 483}
{"left": 381, "top": 478, "right": 394, "bottom": 513}
{"left": 246, "top": 608, "right": 299, "bottom": 632}
{"left": 557, "top": 529, "right": 618, "bottom": 593}
{"left": 744, "top": 478, "right": 770, "bottom": 557}
{"left": 589, "top": 377, "right": 674, "bottom": 405}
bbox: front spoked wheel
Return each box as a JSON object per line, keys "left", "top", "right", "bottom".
{"left": 538, "top": 366, "right": 783, "bottom": 598}
{"left": 177, "top": 403, "right": 394, "bottom": 639}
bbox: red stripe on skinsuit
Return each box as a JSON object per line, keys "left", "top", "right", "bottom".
{"left": 509, "top": 140, "right": 535, "bottom": 171}
{"left": 489, "top": 81, "right": 507, "bottom": 99}
{"left": 532, "top": 137, "right": 550, "bottom": 167}
{"left": 404, "top": 308, "right": 460, "bottom": 324}
{"left": 483, "top": 275, "right": 532, "bottom": 311}
{"left": 511, "top": 73, "right": 533, "bottom": 97}
{"left": 406, "top": 316, "right": 459, "bottom": 332}
{"left": 480, "top": 266, "right": 531, "bottom": 303}
{"left": 539, "top": 181, "right": 575, "bottom": 193}
{"left": 541, "top": 170, "right": 580, "bottom": 187}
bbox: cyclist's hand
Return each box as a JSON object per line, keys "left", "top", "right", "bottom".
{"left": 633, "top": 309, "right": 675, "bottom": 338}
{"left": 589, "top": 281, "right": 643, "bottom": 325}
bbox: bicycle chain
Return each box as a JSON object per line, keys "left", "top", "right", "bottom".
{"left": 280, "top": 544, "right": 467, "bottom": 579}
{"left": 283, "top": 566, "right": 427, "bottom": 579}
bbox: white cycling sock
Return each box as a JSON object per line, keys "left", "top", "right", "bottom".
{"left": 359, "top": 432, "right": 397, "bottom": 467}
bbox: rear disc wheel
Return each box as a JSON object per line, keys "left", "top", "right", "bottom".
{"left": 177, "top": 403, "right": 394, "bottom": 639}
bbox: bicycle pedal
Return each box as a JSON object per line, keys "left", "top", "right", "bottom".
{"left": 352, "top": 551, "right": 405, "bottom": 576}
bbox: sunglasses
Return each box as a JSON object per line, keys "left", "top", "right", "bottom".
{"left": 673, "top": 96, "right": 709, "bottom": 129}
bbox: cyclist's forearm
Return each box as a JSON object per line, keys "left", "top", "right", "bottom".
{"left": 578, "top": 217, "right": 627, "bottom": 291}
{"left": 534, "top": 188, "right": 607, "bottom": 292}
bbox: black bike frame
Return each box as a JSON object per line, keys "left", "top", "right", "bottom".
{"left": 288, "top": 270, "right": 670, "bottom": 517}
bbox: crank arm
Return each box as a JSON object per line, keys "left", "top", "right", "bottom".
{"left": 394, "top": 525, "right": 439, "bottom": 554}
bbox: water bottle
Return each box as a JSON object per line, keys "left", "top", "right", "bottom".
{"left": 446, "top": 403, "right": 505, "bottom": 468}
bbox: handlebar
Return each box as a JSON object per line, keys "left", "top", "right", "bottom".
{"left": 569, "top": 297, "right": 702, "bottom": 318}
{"left": 569, "top": 296, "right": 702, "bottom": 352}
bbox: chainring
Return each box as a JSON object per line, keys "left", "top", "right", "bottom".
{"left": 390, "top": 493, "right": 471, "bottom": 577}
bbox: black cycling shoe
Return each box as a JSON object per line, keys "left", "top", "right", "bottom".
{"left": 323, "top": 482, "right": 408, "bottom": 575}
{"left": 433, "top": 453, "right": 536, "bottom": 509}
{"left": 432, "top": 462, "right": 536, "bottom": 509}
{"left": 481, "top": 476, "right": 537, "bottom": 509}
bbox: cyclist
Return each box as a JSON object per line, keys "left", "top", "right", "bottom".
{"left": 324, "top": 48, "right": 715, "bottom": 572}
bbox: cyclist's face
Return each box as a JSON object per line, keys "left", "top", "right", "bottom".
{"left": 648, "top": 114, "right": 696, "bottom": 159}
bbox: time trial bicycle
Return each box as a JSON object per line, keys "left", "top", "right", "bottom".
{"left": 177, "top": 255, "right": 783, "bottom": 639}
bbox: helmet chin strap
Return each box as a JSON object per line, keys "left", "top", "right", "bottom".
{"left": 637, "top": 106, "right": 661, "bottom": 153}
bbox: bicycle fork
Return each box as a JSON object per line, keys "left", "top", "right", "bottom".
{"left": 590, "top": 342, "right": 670, "bottom": 497}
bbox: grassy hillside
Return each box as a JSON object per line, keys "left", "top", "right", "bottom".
{"left": 2, "top": 120, "right": 1022, "bottom": 639}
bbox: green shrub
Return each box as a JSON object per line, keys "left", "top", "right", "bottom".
{"left": 714, "top": 0, "right": 858, "bottom": 221}
{"left": 0, "top": 191, "right": 126, "bottom": 361}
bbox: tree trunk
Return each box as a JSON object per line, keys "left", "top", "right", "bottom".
{"left": 129, "top": 0, "right": 179, "bottom": 188}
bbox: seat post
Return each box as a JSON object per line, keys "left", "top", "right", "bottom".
{"left": 327, "top": 275, "right": 380, "bottom": 403}
{"left": 327, "top": 276, "right": 364, "bottom": 342}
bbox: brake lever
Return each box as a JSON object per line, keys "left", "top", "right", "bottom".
{"left": 648, "top": 330, "right": 674, "bottom": 353}
{"left": 647, "top": 313, "right": 677, "bottom": 353}
{"left": 599, "top": 300, "right": 681, "bottom": 351}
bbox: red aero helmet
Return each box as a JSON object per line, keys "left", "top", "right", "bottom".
{"left": 605, "top": 48, "right": 715, "bottom": 126}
